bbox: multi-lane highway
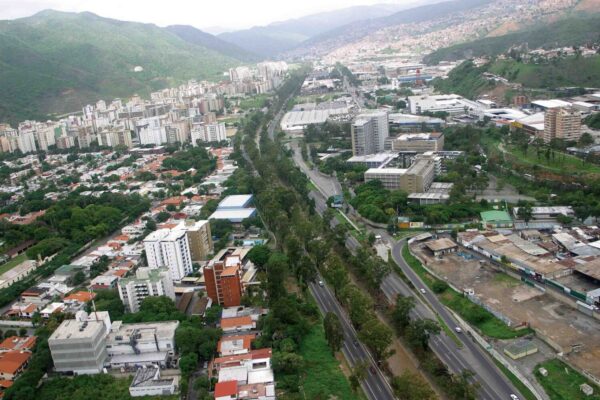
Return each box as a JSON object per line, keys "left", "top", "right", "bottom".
{"left": 291, "top": 143, "right": 524, "bottom": 400}
{"left": 310, "top": 278, "right": 396, "bottom": 400}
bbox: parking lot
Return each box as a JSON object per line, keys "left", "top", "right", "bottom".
{"left": 412, "top": 242, "right": 600, "bottom": 379}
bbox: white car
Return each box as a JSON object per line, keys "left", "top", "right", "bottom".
{"left": 318, "top": 280, "right": 324, "bottom": 287}
{"left": 510, "top": 395, "right": 519, "bottom": 400}
{"left": 455, "top": 327, "right": 462, "bottom": 333}
{"left": 420, "top": 288, "right": 426, "bottom": 294}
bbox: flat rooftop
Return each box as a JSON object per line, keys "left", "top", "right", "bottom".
{"left": 49, "top": 319, "right": 104, "bottom": 341}
{"left": 218, "top": 195, "right": 253, "bottom": 209}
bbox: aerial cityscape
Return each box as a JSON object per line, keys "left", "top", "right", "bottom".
{"left": 1, "top": 0, "right": 600, "bottom": 399}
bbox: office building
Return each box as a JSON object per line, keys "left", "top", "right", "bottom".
{"left": 543, "top": 107, "right": 582, "bottom": 143}
{"left": 390, "top": 132, "right": 444, "bottom": 153}
{"left": 48, "top": 318, "right": 108, "bottom": 374}
{"left": 118, "top": 268, "right": 175, "bottom": 313}
{"left": 365, "top": 158, "right": 435, "bottom": 193}
{"left": 351, "top": 111, "right": 389, "bottom": 156}
{"left": 176, "top": 220, "right": 212, "bottom": 262}
{"left": 204, "top": 249, "right": 244, "bottom": 307}
{"left": 407, "top": 94, "right": 482, "bottom": 115}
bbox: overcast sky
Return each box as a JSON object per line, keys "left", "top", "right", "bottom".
{"left": 0, "top": 0, "right": 407, "bottom": 32}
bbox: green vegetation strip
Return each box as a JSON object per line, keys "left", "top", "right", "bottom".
{"left": 493, "top": 359, "right": 537, "bottom": 400}
{"left": 503, "top": 144, "right": 600, "bottom": 175}
{"left": 299, "top": 324, "right": 360, "bottom": 400}
{"left": 435, "top": 314, "right": 462, "bottom": 348}
{"left": 401, "top": 245, "right": 531, "bottom": 339}
{"left": 0, "top": 254, "right": 28, "bottom": 275}
{"left": 535, "top": 359, "right": 600, "bottom": 400}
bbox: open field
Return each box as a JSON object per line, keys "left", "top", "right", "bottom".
{"left": 535, "top": 359, "right": 600, "bottom": 400}
{"left": 503, "top": 144, "right": 600, "bottom": 175}
{"left": 0, "top": 254, "right": 28, "bottom": 275}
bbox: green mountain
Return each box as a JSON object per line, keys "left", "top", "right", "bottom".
{"left": 424, "top": 14, "right": 600, "bottom": 64}
{"left": 0, "top": 10, "right": 241, "bottom": 124}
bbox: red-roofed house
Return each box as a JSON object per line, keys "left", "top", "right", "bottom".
{"left": 0, "top": 351, "right": 32, "bottom": 380}
{"left": 215, "top": 380, "right": 238, "bottom": 400}
{"left": 64, "top": 291, "right": 96, "bottom": 304}
{"left": 220, "top": 316, "right": 254, "bottom": 333}
{"left": 0, "top": 337, "right": 36, "bottom": 353}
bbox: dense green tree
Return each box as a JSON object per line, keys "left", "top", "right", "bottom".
{"left": 391, "top": 295, "right": 415, "bottom": 334}
{"left": 406, "top": 319, "right": 441, "bottom": 351}
{"left": 323, "top": 312, "right": 344, "bottom": 353}
{"left": 358, "top": 318, "right": 394, "bottom": 361}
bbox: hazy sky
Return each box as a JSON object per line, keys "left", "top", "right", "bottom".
{"left": 0, "top": 0, "right": 406, "bottom": 31}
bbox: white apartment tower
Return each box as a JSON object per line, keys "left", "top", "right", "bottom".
{"left": 143, "top": 228, "right": 193, "bottom": 281}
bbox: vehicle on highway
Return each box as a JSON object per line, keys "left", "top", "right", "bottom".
{"left": 375, "top": 234, "right": 382, "bottom": 240}
{"left": 353, "top": 340, "right": 359, "bottom": 346}
{"left": 369, "top": 366, "right": 376, "bottom": 375}
{"left": 510, "top": 395, "right": 519, "bottom": 400}
{"left": 455, "top": 326, "right": 462, "bottom": 333}
{"left": 318, "top": 280, "right": 324, "bottom": 287}
{"left": 420, "top": 288, "right": 426, "bottom": 294}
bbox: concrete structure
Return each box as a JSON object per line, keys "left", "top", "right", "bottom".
{"left": 390, "top": 132, "right": 444, "bottom": 153}
{"left": 143, "top": 228, "right": 193, "bottom": 281}
{"left": 480, "top": 210, "right": 513, "bottom": 229}
{"left": 364, "top": 168, "right": 407, "bottom": 190}
{"left": 106, "top": 320, "right": 179, "bottom": 368}
{"left": 346, "top": 152, "right": 397, "bottom": 168}
{"left": 388, "top": 113, "right": 445, "bottom": 132}
{"left": 118, "top": 268, "right": 175, "bottom": 313}
{"left": 407, "top": 94, "right": 482, "bottom": 115}
{"left": 351, "top": 111, "right": 389, "bottom": 156}
{"left": 204, "top": 249, "right": 244, "bottom": 307}
{"left": 48, "top": 318, "right": 108, "bottom": 374}
{"left": 544, "top": 107, "right": 582, "bottom": 143}
{"left": 366, "top": 157, "right": 436, "bottom": 192}
{"left": 176, "top": 220, "right": 212, "bottom": 262}
{"left": 191, "top": 123, "right": 227, "bottom": 144}
{"left": 129, "top": 367, "right": 177, "bottom": 397}
{"left": 210, "top": 195, "right": 257, "bottom": 223}
{"left": 143, "top": 229, "right": 170, "bottom": 269}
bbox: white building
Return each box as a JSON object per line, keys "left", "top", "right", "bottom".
{"left": 191, "top": 123, "right": 227, "bottom": 145}
{"left": 118, "top": 268, "right": 175, "bottom": 313}
{"left": 160, "top": 229, "right": 193, "bottom": 281}
{"left": 16, "top": 129, "right": 37, "bottom": 153}
{"left": 407, "top": 94, "right": 482, "bottom": 115}
{"left": 143, "top": 229, "right": 170, "bottom": 269}
{"left": 129, "top": 367, "right": 177, "bottom": 397}
{"left": 137, "top": 117, "right": 166, "bottom": 146}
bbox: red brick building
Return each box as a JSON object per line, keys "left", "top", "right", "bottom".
{"left": 204, "top": 252, "right": 243, "bottom": 307}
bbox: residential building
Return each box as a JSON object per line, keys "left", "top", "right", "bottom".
{"left": 160, "top": 229, "right": 193, "bottom": 281}
{"left": 0, "top": 351, "right": 32, "bottom": 381}
{"left": 191, "top": 123, "right": 227, "bottom": 144}
{"left": 48, "top": 318, "right": 108, "bottom": 374}
{"left": 143, "top": 229, "right": 170, "bottom": 269}
{"left": 118, "top": 268, "right": 175, "bottom": 313}
{"left": 543, "top": 107, "right": 582, "bottom": 143}
{"left": 364, "top": 157, "right": 434, "bottom": 192}
{"left": 351, "top": 111, "right": 389, "bottom": 156}
{"left": 205, "top": 249, "right": 244, "bottom": 307}
{"left": 176, "top": 220, "right": 212, "bottom": 262}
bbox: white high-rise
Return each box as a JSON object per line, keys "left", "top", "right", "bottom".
{"left": 160, "top": 229, "right": 193, "bottom": 281}
{"left": 143, "top": 228, "right": 193, "bottom": 281}
{"left": 191, "top": 123, "right": 227, "bottom": 145}
{"left": 351, "top": 111, "right": 389, "bottom": 156}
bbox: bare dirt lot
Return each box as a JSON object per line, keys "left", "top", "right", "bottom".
{"left": 413, "top": 243, "right": 600, "bottom": 379}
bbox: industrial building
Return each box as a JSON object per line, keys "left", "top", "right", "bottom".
{"left": 118, "top": 268, "right": 175, "bottom": 313}
{"left": 388, "top": 113, "right": 445, "bottom": 133}
{"left": 407, "top": 94, "right": 482, "bottom": 115}
{"left": 129, "top": 367, "right": 178, "bottom": 397}
{"left": 351, "top": 111, "right": 389, "bottom": 156}
{"left": 209, "top": 195, "right": 257, "bottom": 223}
{"left": 280, "top": 103, "right": 350, "bottom": 134}
{"left": 346, "top": 152, "right": 397, "bottom": 168}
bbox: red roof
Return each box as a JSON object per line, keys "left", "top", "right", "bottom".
{"left": 0, "top": 351, "right": 31, "bottom": 375}
{"left": 220, "top": 316, "right": 252, "bottom": 329}
{"left": 214, "top": 348, "right": 272, "bottom": 365}
{"left": 64, "top": 291, "right": 96, "bottom": 303}
{"left": 214, "top": 380, "right": 238, "bottom": 397}
{"left": 0, "top": 337, "right": 36, "bottom": 352}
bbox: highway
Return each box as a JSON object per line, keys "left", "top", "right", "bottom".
{"left": 309, "top": 279, "right": 396, "bottom": 400}
{"left": 292, "top": 144, "right": 525, "bottom": 400}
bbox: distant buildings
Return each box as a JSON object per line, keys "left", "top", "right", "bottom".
{"left": 118, "top": 268, "right": 175, "bottom": 313}
{"left": 191, "top": 123, "right": 227, "bottom": 144}
{"left": 351, "top": 111, "right": 389, "bottom": 156}
{"left": 407, "top": 94, "right": 482, "bottom": 115}
{"left": 390, "top": 132, "right": 444, "bottom": 153}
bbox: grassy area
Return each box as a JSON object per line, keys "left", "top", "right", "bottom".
{"left": 299, "top": 324, "right": 360, "bottom": 400}
{"left": 402, "top": 245, "right": 531, "bottom": 339}
{"left": 535, "top": 359, "right": 600, "bottom": 400}
{"left": 0, "top": 254, "right": 28, "bottom": 275}
{"left": 493, "top": 272, "right": 521, "bottom": 287}
{"left": 504, "top": 144, "right": 600, "bottom": 175}
{"left": 493, "top": 359, "right": 537, "bottom": 400}
{"left": 238, "top": 94, "right": 271, "bottom": 110}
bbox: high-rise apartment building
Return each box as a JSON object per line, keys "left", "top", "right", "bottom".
{"left": 204, "top": 249, "right": 244, "bottom": 307}
{"left": 351, "top": 111, "right": 389, "bottom": 156}
{"left": 118, "top": 268, "right": 175, "bottom": 313}
{"left": 143, "top": 228, "right": 193, "bottom": 281}
{"left": 191, "top": 123, "right": 227, "bottom": 145}
{"left": 543, "top": 107, "right": 582, "bottom": 143}
{"left": 176, "top": 220, "right": 212, "bottom": 262}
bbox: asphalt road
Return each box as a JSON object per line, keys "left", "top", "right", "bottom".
{"left": 293, "top": 146, "right": 524, "bottom": 400}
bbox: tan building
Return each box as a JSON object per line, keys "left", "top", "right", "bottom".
{"left": 365, "top": 158, "right": 435, "bottom": 193}
{"left": 391, "top": 132, "right": 444, "bottom": 153}
{"left": 543, "top": 107, "right": 581, "bottom": 143}
{"left": 178, "top": 220, "right": 212, "bottom": 262}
